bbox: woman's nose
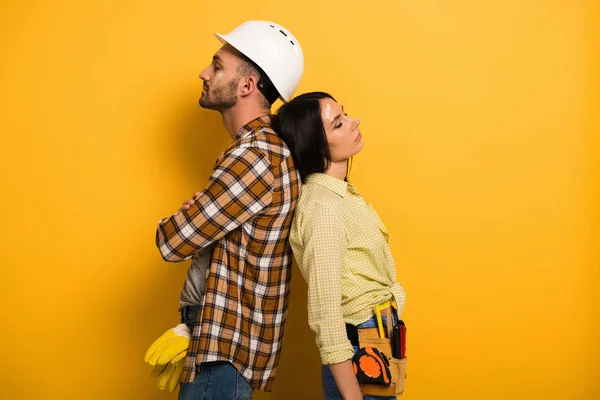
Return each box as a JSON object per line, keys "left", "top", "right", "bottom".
{"left": 352, "top": 118, "right": 361, "bottom": 130}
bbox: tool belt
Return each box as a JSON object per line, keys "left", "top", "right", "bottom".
{"left": 346, "top": 299, "right": 407, "bottom": 397}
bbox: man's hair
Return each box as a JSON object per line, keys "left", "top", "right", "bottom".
{"left": 236, "top": 53, "right": 279, "bottom": 109}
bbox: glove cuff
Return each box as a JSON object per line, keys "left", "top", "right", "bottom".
{"left": 174, "top": 323, "right": 192, "bottom": 339}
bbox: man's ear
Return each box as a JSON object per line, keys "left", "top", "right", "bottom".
{"left": 238, "top": 75, "right": 258, "bottom": 98}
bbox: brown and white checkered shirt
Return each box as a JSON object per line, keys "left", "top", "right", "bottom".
{"left": 156, "top": 115, "right": 300, "bottom": 391}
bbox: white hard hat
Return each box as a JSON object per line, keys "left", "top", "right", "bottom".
{"left": 215, "top": 21, "right": 304, "bottom": 103}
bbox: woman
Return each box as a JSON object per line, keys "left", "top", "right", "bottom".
{"left": 273, "top": 92, "right": 407, "bottom": 400}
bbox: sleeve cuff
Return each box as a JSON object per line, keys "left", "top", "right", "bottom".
{"left": 319, "top": 341, "right": 356, "bottom": 365}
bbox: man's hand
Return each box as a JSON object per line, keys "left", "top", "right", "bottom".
{"left": 180, "top": 192, "right": 200, "bottom": 211}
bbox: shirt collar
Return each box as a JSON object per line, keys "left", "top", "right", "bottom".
{"left": 235, "top": 114, "right": 273, "bottom": 140}
{"left": 305, "top": 173, "right": 349, "bottom": 198}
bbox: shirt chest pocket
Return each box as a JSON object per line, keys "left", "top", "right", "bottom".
{"left": 345, "top": 207, "right": 389, "bottom": 250}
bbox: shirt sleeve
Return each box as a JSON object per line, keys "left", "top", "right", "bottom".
{"left": 156, "top": 146, "right": 274, "bottom": 262}
{"left": 290, "top": 202, "right": 354, "bottom": 365}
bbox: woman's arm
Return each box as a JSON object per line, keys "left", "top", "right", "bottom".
{"left": 328, "top": 360, "right": 363, "bottom": 400}
{"left": 290, "top": 202, "right": 362, "bottom": 399}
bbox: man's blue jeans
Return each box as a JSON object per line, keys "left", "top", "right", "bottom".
{"left": 178, "top": 307, "right": 253, "bottom": 400}
{"left": 178, "top": 361, "right": 253, "bottom": 400}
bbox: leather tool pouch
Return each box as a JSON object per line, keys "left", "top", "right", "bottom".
{"left": 351, "top": 307, "right": 407, "bottom": 396}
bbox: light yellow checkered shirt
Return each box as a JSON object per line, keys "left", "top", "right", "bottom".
{"left": 289, "top": 173, "right": 406, "bottom": 365}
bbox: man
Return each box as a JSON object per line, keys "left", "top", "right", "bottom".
{"left": 147, "top": 21, "right": 304, "bottom": 399}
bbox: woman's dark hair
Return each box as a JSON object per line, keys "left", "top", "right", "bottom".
{"left": 272, "top": 92, "right": 336, "bottom": 183}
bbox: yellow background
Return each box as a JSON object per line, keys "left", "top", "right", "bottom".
{"left": 1, "top": 0, "right": 598, "bottom": 399}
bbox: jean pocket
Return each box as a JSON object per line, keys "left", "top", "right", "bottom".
{"left": 235, "top": 372, "right": 253, "bottom": 400}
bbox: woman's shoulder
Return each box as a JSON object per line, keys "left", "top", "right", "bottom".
{"left": 295, "top": 184, "right": 345, "bottom": 226}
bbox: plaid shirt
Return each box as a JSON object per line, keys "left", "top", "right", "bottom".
{"left": 156, "top": 115, "right": 300, "bottom": 391}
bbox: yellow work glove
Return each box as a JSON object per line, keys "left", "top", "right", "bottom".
{"left": 144, "top": 324, "right": 191, "bottom": 366}
{"left": 152, "top": 358, "right": 185, "bottom": 392}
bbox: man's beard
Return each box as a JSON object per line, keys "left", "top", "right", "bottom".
{"left": 199, "top": 78, "right": 239, "bottom": 111}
